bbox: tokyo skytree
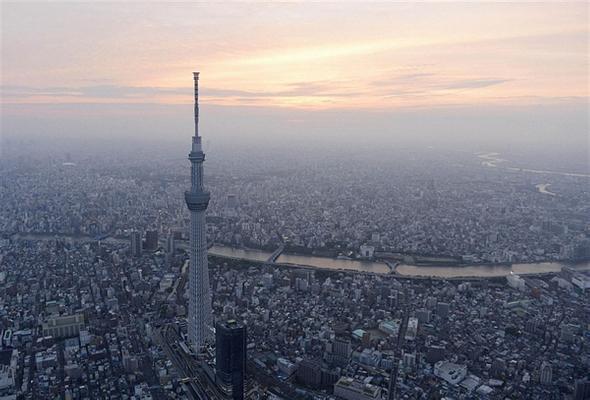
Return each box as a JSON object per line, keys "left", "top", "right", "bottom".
{"left": 184, "top": 72, "right": 213, "bottom": 350}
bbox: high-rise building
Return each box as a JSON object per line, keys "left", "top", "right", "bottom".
{"left": 145, "top": 230, "right": 158, "bottom": 251}
{"left": 215, "top": 320, "right": 246, "bottom": 400}
{"left": 426, "top": 345, "right": 446, "bottom": 364}
{"left": 490, "top": 358, "right": 506, "bottom": 378}
{"left": 416, "top": 308, "right": 432, "bottom": 323}
{"left": 130, "top": 230, "right": 142, "bottom": 257}
{"left": 404, "top": 317, "right": 418, "bottom": 341}
{"left": 573, "top": 379, "right": 590, "bottom": 400}
{"left": 227, "top": 194, "right": 237, "bottom": 208}
{"left": 297, "top": 358, "right": 322, "bottom": 388}
{"left": 321, "top": 368, "right": 340, "bottom": 388}
{"left": 436, "top": 302, "right": 450, "bottom": 318}
{"left": 539, "top": 361, "right": 552, "bottom": 385}
{"left": 185, "top": 72, "right": 213, "bottom": 350}
{"left": 332, "top": 338, "right": 352, "bottom": 366}
{"left": 166, "top": 231, "right": 176, "bottom": 254}
{"left": 402, "top": 351, "right": 417, "bottom": 371}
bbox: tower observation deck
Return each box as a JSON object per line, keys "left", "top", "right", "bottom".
{"left": 185, "top": 72, "right": 213, "bottom": 350}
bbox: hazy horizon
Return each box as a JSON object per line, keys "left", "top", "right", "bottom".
{"left": 1, "top": 2, "right": 589, "bottom": 169}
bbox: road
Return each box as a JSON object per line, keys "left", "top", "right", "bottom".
{"left": 156, "top": 326, "right": 209, "bottom": 400}
{"left": 157, "top": 325, "right": 226, "bottom": 400}
{"left": 387, "top": 290, "right": 409, "bottom": 400}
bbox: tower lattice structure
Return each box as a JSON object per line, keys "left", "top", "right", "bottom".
{"left": 185, "top": 72, "right": 213, "bottom": 350}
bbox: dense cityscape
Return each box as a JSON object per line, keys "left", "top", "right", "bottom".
{"left": 1, "top": 144, "right": 589, "bottom": 265}
{"left": 1, "top": 127, "right": 590, "bottom": 400}
{"left": 1, "top": 213, "right": 590, "bottom": 399}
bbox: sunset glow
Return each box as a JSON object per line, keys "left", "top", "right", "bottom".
{"left": 1, "top": 2, "right": 588, "bottom": 110}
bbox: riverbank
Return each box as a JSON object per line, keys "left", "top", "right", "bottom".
{"left": 8, "top": 233, "right": 589, "bottom": 279}
{"left": 209, "top": 245, "right": 590, "bottom": 279}
{"left": 536, "top": 183, "right": 557, "bottom": 196}
{"left": 477, "top": 152, "right": 590, "bottom": 178}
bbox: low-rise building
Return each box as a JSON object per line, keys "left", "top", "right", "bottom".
{"left": 334, "top": 377, "right": 381, "bottom": 400}
{"left": 42, "top": 314, "right": 85, "bottom": 339}
{"left": 434, "top": 361, "right": 467, "bottom": 385}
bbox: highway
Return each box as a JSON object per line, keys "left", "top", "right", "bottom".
{"left": 157, "top": 325, "right": 224, "bottom": 400}
{"left": 387, "top": 289, "right": 410, "bottom": 400}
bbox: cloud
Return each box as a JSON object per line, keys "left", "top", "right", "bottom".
{"left": 203, "top": 81, "right": 367, "bottom": 99}
{"left": 1, "top": 80, "right": 366, "bottom": 102}
{"left": 370, "top": 73, "right": 436, "bottom": 87}
{"left": 0, "top": 84, "right": 188, "bottom": 99}
{"left": 441, "top": 79, "right": 510, "bottom": 90}
{"left": 374, "top": 74, "right": 512, "bottom": 98}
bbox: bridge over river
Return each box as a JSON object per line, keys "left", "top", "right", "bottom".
{"left": 9, "top": 233, "right": 590, "bottom": 278}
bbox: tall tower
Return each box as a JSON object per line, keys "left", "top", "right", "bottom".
{"left": 215, "top": 320, "right": 247, "bottom": 400}
{"left": 185, "top": 72, "right": 213, "bottom": 350}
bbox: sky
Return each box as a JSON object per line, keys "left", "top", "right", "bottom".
{"left": 1, "top": 2, "right": 588, "bottom": 156}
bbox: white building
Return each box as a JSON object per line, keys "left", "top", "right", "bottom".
{"left": 359, "top": 245, "right": 375, "bottom": 258}
{"left": 42, "top": 314, "right": 85, "bottom": 339}
{"left": 358, "top": 349, "right": 382, "bottom": 368}
{"left": 572, "top": 275, "right": 590, "bottom": 291}
{"left": 378, "top": 320, "right": 399, "bottom": 336}
{"left": 405, "top": 317, "right": 418, "bottom": 341}
{"left": 159, "top": 274, "right": 175, "bottom": 291}
{"left": 402, "top": 352, "right": 416, "bottom": 370}
{"left": 551, "top": 277, "right": 573, "bottom": 291}
{"left": 277, "top": 358, "right": 297, "bottom": 377}
{"left": 334, "top": 377, "right": 382, "bottom": 400}
{"left": 262, "top": 273, "right": 274, "bottom": 288}
{"left": 434, "top": 361, "right": 467, "bottom": 385}
{"left": 506, "top": 274, "right": 526, "bottom": 291}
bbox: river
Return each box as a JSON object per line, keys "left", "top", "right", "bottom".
{"left": 277, "top": 253, "right": 391, "bottom": 274}
{"left": 11, "top": 234, "right": 589, "bottom": 278}
{"left": 209, "top": 245, "right": 589, "bottom": 278}
{"left": 209, "top": 246, "right": 390, "bottom": 273}
{"left": 395, "top": 261, "right": 590, "bottom": 278}
{"left": 477, "top": 152, "right": 590, "bottom": 178}
{"left": 535, "top": 183, "right": 556, "bottom": 196}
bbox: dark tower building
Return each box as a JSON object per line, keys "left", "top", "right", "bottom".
{"left": 574, "top": 379, "right": 590, "bottom": 400}
{"left": 130, "top": 230, "right": 142, "bottom": 257}
{"left": 296, "top": 358, "right": 322, "bottom": 388}
{"left": 215, "top": 320, "right": 246, "bottom": 400}
{"left": 145, "top": 230, "right": 159, "bottom": 251}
